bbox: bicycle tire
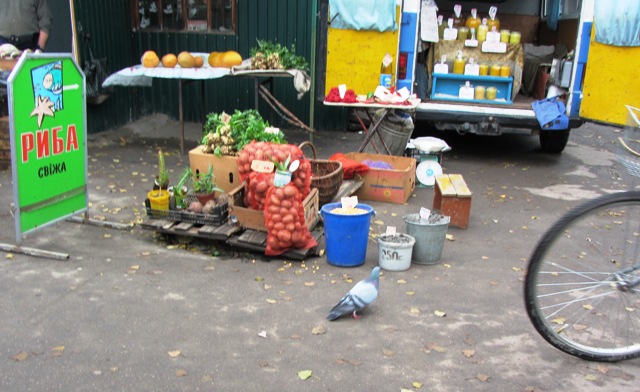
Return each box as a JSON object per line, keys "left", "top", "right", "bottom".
{"left": 525, "top": 191, "right": 640, "bottom": 362}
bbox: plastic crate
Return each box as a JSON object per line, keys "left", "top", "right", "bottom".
{"left": 145, "top": 196, "right": 229, "bottom": 226}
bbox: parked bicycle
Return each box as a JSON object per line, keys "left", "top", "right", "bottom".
{"left": 524, "top": 106, "right": 640, "bottom": 362}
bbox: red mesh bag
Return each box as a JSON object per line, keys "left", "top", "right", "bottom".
{"left": 264, "top": 183, "right": 317, "bottom": 256}
{"left": 248, "top": 171, "right": 275, "bottom": 210}
{"left": 329, "top": 153, "right": 370, "bottom": 180}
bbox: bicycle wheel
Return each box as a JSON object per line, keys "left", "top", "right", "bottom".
{"left": 525, "top": 191, "right": 640, "bottom": 362}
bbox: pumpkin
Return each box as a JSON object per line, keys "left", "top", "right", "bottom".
{"left": 208, "top": 51, "right": 222, "bottom": 67}
{"left": 220, "top": 51, "right": 243, "bottom": 68}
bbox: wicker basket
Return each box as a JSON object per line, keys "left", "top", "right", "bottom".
{"left": 300, "top": 141, "right": 343, "bottom": 205}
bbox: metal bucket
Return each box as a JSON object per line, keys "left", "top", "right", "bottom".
{"left": 404, "top": 213, "right": 450, "bottom": 265}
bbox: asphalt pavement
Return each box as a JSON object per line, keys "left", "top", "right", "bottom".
{"left": 0, "top": 114, "right": 639, "bottom": 391}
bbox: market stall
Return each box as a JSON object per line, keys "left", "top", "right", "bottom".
{"left": 102, "top": 55, "right": 311, "bottom": 154}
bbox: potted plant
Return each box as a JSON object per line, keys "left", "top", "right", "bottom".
{"left": 170, "top": 167, "right": 192, "bottom": 210}
{"left": 148, "top": 150, "right": 170, "bottom": 210}
{"left": 193, "top": 164, "right": 224, "bottom": 205}
{"left": 272, "top": 154, "right": 292, "bottom": 188}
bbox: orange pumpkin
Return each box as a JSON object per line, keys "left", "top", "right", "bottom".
{"left": 220, "top": 51, "right": 243, "bottom": 68}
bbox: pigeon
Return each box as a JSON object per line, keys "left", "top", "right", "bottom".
{"left": 327, "top": 266, "right": 380, "bottom": 321}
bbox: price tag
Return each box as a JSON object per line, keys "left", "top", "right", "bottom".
{"left": 341, "top": 196, "right": 358, "bottom": 209}
{"left": 338, "top": 84, "right": 347, "bottom": 99}
{"left": 459, "top": 82, "right": 474, "bottom": 100}
{"left": 251, "top": 160, "right": 274, "bottom": 173}
{"left": 385, "top": 226, "right": 396, "bottom": 235}
{"left": 464, "top": 63, "right": 479, "bottom": 76}
{"left": 434, "top": 63, "right": 449, "bottom": 74}
{"left": 434, "top": 55, "right": 448, "bottom": 74}
{"left": 486, "top": 30, "right": 500, "bottom": 43}
{"left": 420, "top": 207, "right": 431, "bottom": 221}
{"left": 482, "top": 41, "right": 507, "bottom": 54}
{"left": 443, "top": 18, "right": 457, "bottom": 41}
{"left": 443, "top": 28, "right": 458, "bottom": 41}
{"left": 464, "top": 39, "right": 478, "bottom": 48}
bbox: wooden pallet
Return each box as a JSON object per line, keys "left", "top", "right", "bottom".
{"left": 140, "top": 218, "right": 325, "bottom": 260}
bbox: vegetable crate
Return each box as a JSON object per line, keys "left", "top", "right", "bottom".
{"left": 145, "top": 198, "right": 229, "bottom": 226}
{"left": 228, "top": 182, "right": 320, "bottom": 232}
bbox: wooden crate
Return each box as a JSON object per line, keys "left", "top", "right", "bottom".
{"left": 433, "top": 174, "right": 472, "bottom": 229}
{"left": 228, "top": 182, "right": 320, "bottom": 232}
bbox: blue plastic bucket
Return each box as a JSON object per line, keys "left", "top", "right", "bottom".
{"left": 321, "top": 202, "right": 374, "bottom": 267}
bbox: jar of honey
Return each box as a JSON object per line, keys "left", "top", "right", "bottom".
{"left": 474, "top": 85, "right": 486, "bottom": 100}
{"left": 490, "top": 64, "right": 501, "bottom": 76}
{"left": 486, "top": 86, "right": 497, "bottom": 100}
{"left": 453, "top": 51, "right": 466, "bottom": 74}
{"left": 509, "top": 31, "right": 521, "bottom": 44}
{"left": 457, "top": 27, "right": 469, "bottom": 40}
{"left": 477, "top": 18, "right": 488, "bottom": 42}
{"left": 500, "top": 29, "right": 510, "bottom": 43}
{"left": 479, "top": 63, "right": 489, "bottom": 76}
{"left": 487, "top": 6, "right": 500, "bottom": 31}
{"left": 500, "top": 64, "right": 511, "bottom": 77}
{"left": 465, "top": 8, "right": 481, "bottom": 30}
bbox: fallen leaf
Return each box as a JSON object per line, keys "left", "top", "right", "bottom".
{"left": 176, "top": 369, "right": 187, "bottom": 377}
{"left": 410, "top": 307, "right": 420, "bottom": 314}
{"left": 412, "top": 381, "right": 423, "bottom": 388}
{"left": 298, "top": 370, "right": 313, "bottom": 380}
{"left": 103, "top": 233, "right": 112, "bottom": 238}
{"left": 446, "top": 234, "right": 455, "bottom": 241}
{"left": 406, "top": 291, "right": 415, "bottom": 296}
{"left": 141, "top": 251, "right": 151, "bottom": 256}
{"left": 481, "top": 256, "right": 490, "bottom": 260}
{"left": 397, "top": 279, "right": 407, "bottom": 284}
{"left": 424, "top": 342, "right": 446, "bottom": 352}
{"left": 168, "top": 350, "right": 181, "bottom": 358}
{"left": 258, "top": 360, "right": 269, "bottom": 368}
{"left": 129, "top": 265, "right": 140, "bottom": 270}
{"left": 477, "top": 374, "right": 490, "bottom": 382}
{"left": 551, "top": 317, "right": 565, "bottom": 325}
{"left": 443, "top": 263, "right": 451, "bottom": 268}
{"left": 583, "top": 304, "right": 593, "bottom": 310}
{"left": 585, "top": 374, "right": 597, "bottom": 381}
{"left": 13, "top": 351, "right": 28, "bottom": 362}
{"left": 304, "top": 282, "right": 315, "bottom": 287}
{"left": 257, "top": 331, "right": 267, "bottom": 338}
{"left": 312, "top": 325, "right": 326, "bottom": 335}
{"left": 51, "top": 346, "right": 65, "bottom": 357}
{"left": 512, "top": 267, "right": 521, "bottom": 272}
{"left": 383, "top": 348, "right": 395, "bottom": 357}
{"left": 373, "top": 220, "right": 384, "bottom": 226}
{"left": 434, "top": 310, "right": 446, "bottom": 317}
{"left": 597, "top": 364, "right": 609, "bottom": 374}
{"left": 255, "top": 276, "right": 263, "bottom": 282}
{"left": 462, "top": 349, "right": 475, "bottom": 358}
{"left": 5, "top": 253, "right": 13, "bottom": 259}
{"left": 263, "top": 284, "right": 272, "bottom": 290}
{"left": 266, "top": 299, "right": 277, "bottom": 304}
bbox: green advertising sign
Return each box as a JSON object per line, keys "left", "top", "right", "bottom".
{"left": 8, "top": 53, "right": 87, "bottom": 243}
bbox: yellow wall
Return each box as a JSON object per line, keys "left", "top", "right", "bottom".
{"left": 581, "top": 25, "right": 640, "bottom": 125}
{"left": 325, "top": 7, "right": 400, "bottom": 96}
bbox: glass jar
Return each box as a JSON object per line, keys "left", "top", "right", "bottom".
{"left": 509, "top": 31, "right": 522, "bottom": 45}
{"left": 490, "top": 64, "right": 501, "bottom": 76}
{"left": 486, "top": 86, "right": 497, "bottom": 100}
{"left": 474, "top": 86, "right": 486, "bottom": 100}
{"left": 500, "top": 29, "right": 510, "bottom": 43}
{"left": 479, "top": 63, "right": 489, "bottom": 76}
{"left": 457, "top": 27, "right": 470, "bottom": 41}
{"left": 453, "top": 55, "right": 466, "bottom": 74}
{"left": 500, "top": 64, "right": 511, "bottom": 77}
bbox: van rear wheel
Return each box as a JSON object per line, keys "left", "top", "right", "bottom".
{"left": 539, "top": 128, "right": 570, "bottom": 153}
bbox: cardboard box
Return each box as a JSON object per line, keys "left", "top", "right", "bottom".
{"left": 188, "top": 147, "right": 241, "bottom": 193}
{"left": 228, "top": 182, "right": 320, "bottom": 232}
{"left": 345, "top": 152, "right": 416, "bottom": 204}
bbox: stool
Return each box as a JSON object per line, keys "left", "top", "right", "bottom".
{"left": 433, "top": 174, "right": 472, "bottom": 229}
